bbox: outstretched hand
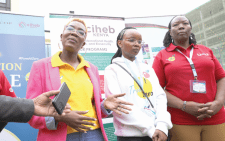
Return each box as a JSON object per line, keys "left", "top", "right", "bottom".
{"left": 33, "top": 90, "right": 71, "bottom": 117}
{"left": 104, "top": 93, "right": 133, "bottom": 115}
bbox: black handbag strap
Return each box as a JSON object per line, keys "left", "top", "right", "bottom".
{"left": 113, "top": 62, "right": 154, "bottom": 109}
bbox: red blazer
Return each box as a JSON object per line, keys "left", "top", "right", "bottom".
{"left": 26, "top": 57, "right": 108, "bottom": 141}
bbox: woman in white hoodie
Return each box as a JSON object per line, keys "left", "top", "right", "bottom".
{"left": 104, "top": 27, "right": 172, "bottom": 141}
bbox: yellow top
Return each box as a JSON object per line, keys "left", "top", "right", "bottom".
{"left": 51, "top": 51, "right": 100, "bottom": 134}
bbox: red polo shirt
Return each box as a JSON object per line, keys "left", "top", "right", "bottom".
{"left": 153, "top": 43, "right": 225, "bottom": 125}
{"left": 0, "top": 69, "right": 16, "bottom": 97}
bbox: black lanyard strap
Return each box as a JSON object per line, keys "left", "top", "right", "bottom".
{"left": 113, "top": 62, "right": 154, "bottom": 109}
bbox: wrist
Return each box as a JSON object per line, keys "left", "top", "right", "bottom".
{"left": 214, "top": 100, "right": 223, "bottom": 107}
{"left": 103, "top": 100, "right": 108, "bottom": 110}
{"left": 54, "top": 114, "right": 63, "bottom": 122}
{"left": 181, "top": 101, "right": 187, "bottom": 111}
{"left": 177, "top": 100, "right": 184, "bottom": 110}
{"left": 32, "top": 99, "right": 37, "bottom": 115}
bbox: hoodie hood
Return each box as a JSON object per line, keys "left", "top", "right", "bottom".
{"left": 112, "top": 56, "right": 142, "bottom": 64}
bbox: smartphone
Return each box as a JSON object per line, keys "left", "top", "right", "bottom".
{"left": 52, "top": 82, "right": 71, "bottom": 115}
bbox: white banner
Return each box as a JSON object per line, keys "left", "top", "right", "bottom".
{"left": 50, "top": 15, "right": 125, "bottom": 55}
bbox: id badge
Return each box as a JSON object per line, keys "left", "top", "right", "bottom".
{"left": 190, "top": 80, "right": 206, "bottom": 94}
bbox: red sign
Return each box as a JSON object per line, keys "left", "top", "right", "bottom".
{"left": 99, "top": 75, "right": 104, "bottom": 94}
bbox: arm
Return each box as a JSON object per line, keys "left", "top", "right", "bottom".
{"left": 203, "top": 77, "right": 225, "bottom": 116}
{"left": 215, "top": 77, "right": 225, "bottom": 105}
{"left": 204, "top": 51, "right": 225, "bottom": 115}
{"left": 0, "top": 96, "right": 33, "bottom": 132}
{"left": 164, "top": 90, "right": 183, "bottom": 110}
{"left": 152, "top": 54, "right": 184, "bottom": 110}
{"left": 0, "top": 95, "right": 34, "bottom": 122}
{"left": 210, "top": 50, "right": 225, "bottom": 105}
{"left": 0, "top": 90, "right": 68, "bottom": 122}
{"left": 104, "top": 67, "right": 156, "bottom": 138}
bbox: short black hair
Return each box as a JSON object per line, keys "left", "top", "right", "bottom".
{"left": 110, "top": 27, "right": 136, "bottom": 63}
{"left": 163, "top": 15, "right": 197, "bottom": 47}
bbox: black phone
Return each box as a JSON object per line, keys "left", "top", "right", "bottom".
{"left": 52, "top": 82, "right": 71, "bottom": 115}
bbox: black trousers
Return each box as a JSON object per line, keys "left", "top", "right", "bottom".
{"left": 117, "top": 136, "right": 153, "bottom": 141}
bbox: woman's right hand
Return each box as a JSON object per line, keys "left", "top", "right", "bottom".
{"left": 185, "top": 101, "right": 212, "bottom": 119}
{"left": 104, "top": 93, "right": 134, "bottom": 115}
{"left": 54, "top": 110, "right": 97, "bottom": 132}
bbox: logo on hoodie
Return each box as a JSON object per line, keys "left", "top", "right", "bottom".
{"left": 134, "top": 77, "right": 153, "bottom": 99}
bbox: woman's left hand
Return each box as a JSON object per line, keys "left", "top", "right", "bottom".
{"left": 152, "top": 129, "right": 167, "bottom": 141}
{"left": 104, "top": 93, "right": 133, "bottom": 115}
{"left": 206, "top": 100, "right": 223, "bottom": 116}
{"left": 197, "top": 100, "right": 223, "bottom": 119}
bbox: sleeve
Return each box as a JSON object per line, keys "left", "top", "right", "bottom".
{"left": 26, "top": 62, "right": 48, "bottom": 129}
{"left": 0, "top": 70, "right": 16, "bottom": 97}
{"left": 151, "top": 69, "right": 173, "bottom": 136}
{"left": 45, "top": 117, "right": 58, "bottom": 130}
{"left": 152, "top": 52, "right": 166, "bottom": 88}
{"left": 104, "top": 67, "right": 156, "bottom": 138}
{"left": 94, "top": 65, "right": 110, "bottom": 118}
{"left": 209, "top": 49, "right": 225, "bottom": 81}
{"left": 101, "top": 99, "right": 112, "bottom": 116}
{"left": 0, "top": 95, "right": 34, "bottom": 122}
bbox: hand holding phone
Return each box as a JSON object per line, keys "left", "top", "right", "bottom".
{"left": 52, "top": 82, "right": 71, "bottom": 115}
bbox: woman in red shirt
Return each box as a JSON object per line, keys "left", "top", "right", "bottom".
{"left": 153, "top": 15, "right": 225, "bottom": 141}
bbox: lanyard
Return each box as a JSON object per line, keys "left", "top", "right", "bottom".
{"left": 123, "top": 57, "right": 143, "bottom": 88}
{"left": 176, "top": 47, "right": 198, "bottom": 80}
{"left": 120, "top": 57, "right": 155, "bottom": 111}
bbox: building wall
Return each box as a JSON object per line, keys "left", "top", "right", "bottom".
{"left": 0, "top": 0, "right": 10, "bottom": 11}
{"left": 186, "top": 0, "right": 225, "bottom": 69}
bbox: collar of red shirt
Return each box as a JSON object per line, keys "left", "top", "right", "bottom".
{"left": 166, "top": 43, "right": 198, "bottom": 52}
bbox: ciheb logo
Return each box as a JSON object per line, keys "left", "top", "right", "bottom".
{"left": 19, "top": 22, "right": 26, "bottom": 28}
{"left": 19, "top": 22, "right": 40, "bottom": 28}
{"left": 87, "top": 25, "right": 115, "bottom": 37}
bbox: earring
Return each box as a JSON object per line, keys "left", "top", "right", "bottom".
{"left": 190, "top": 35, "right": 193, "bottom": 40}
{"left": 171, "top": 38, "right": 174, "bottom": 43}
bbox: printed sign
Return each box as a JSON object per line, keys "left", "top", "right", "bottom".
{"left": 0, "top": 12, "right": 45, "bottom": 141}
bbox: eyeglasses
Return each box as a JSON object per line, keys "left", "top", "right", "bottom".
{"left": 124, "top": 39, "right": 143, "bottom": 44}
{"left": 65, "top": 26, "right": 86, "bottom": 37}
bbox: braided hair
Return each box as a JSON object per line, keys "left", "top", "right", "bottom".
{"left": 110, "top": 27, "right": 136, "bottom": 63}
{"left": 163, "top": 16, "right": 197, "bottom": 47}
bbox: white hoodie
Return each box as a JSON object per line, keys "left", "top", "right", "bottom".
{"left": 104, "top": 56, "right": 172, "bottom": 138}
